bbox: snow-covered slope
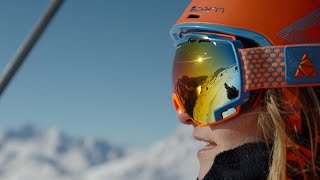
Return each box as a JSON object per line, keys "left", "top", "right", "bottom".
{"left": 0, "top": 125, "right": 124, "bottom": 180}
{"left": 85, "top": 126, "right": 201, "bottom": 180}
{"left": 0, "top": 125, "right": 200, "bottom": 180}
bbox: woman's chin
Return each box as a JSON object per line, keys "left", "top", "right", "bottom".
{"left": 198, "top": 160, "right": 214, "bottom": 180}
{"left": 197, "top": 152, "right": 216, "bottom": 180}
{"left": 197, "top": 145, "right": 222, "bottom": 180}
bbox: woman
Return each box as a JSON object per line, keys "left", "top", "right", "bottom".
{"left": 170, "top": 0, "right": 320, "bottom": 179}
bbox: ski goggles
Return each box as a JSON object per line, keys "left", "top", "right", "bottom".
{"left": 171, "top": 33, "right": 320, "bottom": 127}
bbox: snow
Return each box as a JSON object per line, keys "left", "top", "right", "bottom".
{"left": 194, "top": 64, "right": 239, "bottom": 123}
{"left": 0, "top": 125, "right": 200, "bottom": 180}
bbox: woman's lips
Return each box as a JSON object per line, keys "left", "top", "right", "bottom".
{"left": 197, "top": 142, "right": 217, "bottom": 157}
{"left": 193, "top": 135, "right": 217, "bottom": 158}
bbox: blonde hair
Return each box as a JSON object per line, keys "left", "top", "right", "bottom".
{"left": 258, "top": 87, "right": 320, "bottom": 180}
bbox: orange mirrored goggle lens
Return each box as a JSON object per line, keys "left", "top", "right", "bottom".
{"left": 172, "top": 37, "right": 242, "bottom": 125}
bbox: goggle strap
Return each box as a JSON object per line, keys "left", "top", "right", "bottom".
{"left": 239, "top": 44, "right": 320, "bottom": 90}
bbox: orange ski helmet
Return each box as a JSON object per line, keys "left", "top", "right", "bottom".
{"left": 171, "top": 0, "right": 319, "bottom": 46}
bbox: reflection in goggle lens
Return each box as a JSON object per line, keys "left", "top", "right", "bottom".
{"left": 172, "top": 38, "right": 240, "bottom": 125}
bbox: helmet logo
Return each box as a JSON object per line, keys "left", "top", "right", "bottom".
{"left": 295, "top": 53, "right": 318, "bottom": 78}
{"left": 190, "top": 6, "right": 224, "bottom": 13}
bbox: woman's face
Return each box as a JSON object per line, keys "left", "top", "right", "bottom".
{"left": 176, "top": 106, "right": 263, "bottom": 180}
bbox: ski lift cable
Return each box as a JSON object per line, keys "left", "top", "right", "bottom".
{"left": 0, "top": 0, "right": 64, "bottom": 98}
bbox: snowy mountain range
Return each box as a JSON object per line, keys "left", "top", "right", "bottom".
{"left": 0, "top": 125, "right": 200, "bottom": 180}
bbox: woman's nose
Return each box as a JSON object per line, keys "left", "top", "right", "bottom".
{"left": 176, "top": 108, "right": 196, "bottom": 126}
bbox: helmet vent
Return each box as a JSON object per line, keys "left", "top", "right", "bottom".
{"left": 187, "top": 14, "right": 200, "bottom": 19}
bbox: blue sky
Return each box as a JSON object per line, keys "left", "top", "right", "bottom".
{"left": 0, "top": 0, "right": 191, "bottom": 146}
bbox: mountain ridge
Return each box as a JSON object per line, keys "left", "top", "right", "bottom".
{"left": 0, "top": 124, "right": 200, "bottom": 180}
